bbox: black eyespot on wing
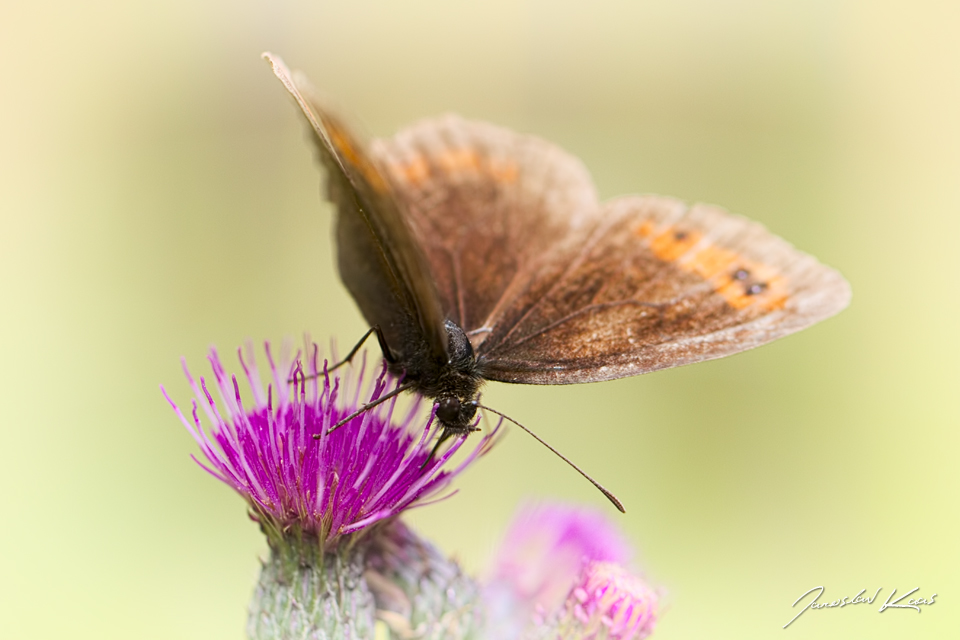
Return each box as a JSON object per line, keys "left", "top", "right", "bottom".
{"left": 746, "top": 282, "right": 768, "bottom": 296}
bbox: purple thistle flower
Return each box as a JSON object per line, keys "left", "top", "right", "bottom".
{"left": 484, "top": 502, "right": 636, "bottom": 638}
{"left": 489, "top": 502, "right": 633, "bottom": 611}
{"left": 559, "top": 561, "right": 659, "bottom": 640}
{"left": 162, "top": 342, "right": 499, "bottom": 547}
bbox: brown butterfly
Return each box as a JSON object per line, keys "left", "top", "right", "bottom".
{"left": 265, "top": 54, "right": 850, "bottom": 510}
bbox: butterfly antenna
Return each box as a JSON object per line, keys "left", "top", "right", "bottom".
{"left": 474, "top": 403, "right": 626, "bottom": 513}
{"left": 319, "top": 381, "right": 416, "bottom": 437}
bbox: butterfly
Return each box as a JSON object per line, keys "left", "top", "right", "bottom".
{"left": 265, "top": 54, "right": 850, "bottom": 510}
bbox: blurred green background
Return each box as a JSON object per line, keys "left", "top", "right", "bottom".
{"left": 2, "top": 1, "right": 957, "bottom": 638}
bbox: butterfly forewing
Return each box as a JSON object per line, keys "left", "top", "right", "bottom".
{"left": 266, "top": 55, "right": 448, "bottom": 364}
{"left": 478, "top": 196, "right": 851, "bottom": 383}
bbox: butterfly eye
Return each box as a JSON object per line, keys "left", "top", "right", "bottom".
{"left": 437, "top": 397, "right": 461, "bottom": 423}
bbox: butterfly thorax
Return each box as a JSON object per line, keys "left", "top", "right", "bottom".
{"left": 391, "top": 319, "right": 484, "bottom": 434}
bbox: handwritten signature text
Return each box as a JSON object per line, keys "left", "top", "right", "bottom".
{"left": 784, "top": 586, "right": 937, "bottom": 628}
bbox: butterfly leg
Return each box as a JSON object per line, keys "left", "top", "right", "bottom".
{"left": 329, "top": 325, "right": 397, "bottom": 372}
{"left": 289, "top": 326, "right": 398, "bottom": 383}
{"left": 319, "top": 380, "right": 417, "bottom": 437}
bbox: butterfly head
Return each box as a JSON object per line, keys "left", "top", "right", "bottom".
{"left": 435, "top": 395, "right": 479, "bottom": 434}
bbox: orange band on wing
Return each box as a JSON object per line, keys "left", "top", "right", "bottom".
{"left": 389, "top": 151, "right": 518, "bottom": 186}
{"left": 635, "top": 222, "right": 789, "bottom": 311}
{"left": 329, "top": 125, "right": 388, "bottom": 192}
{"left": 488, "top": 158, "right": 519, "bottom": 183}
{"left": 438, "top": 149, "right": 480, "bottom": 173}
{"left": 389, "top": 155, "right": 431, "bottom": 186}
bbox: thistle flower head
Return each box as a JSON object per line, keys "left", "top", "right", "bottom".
{"left": 559, "top": 561, "right": 658, "bottom": 640}
{"left": 489, "top": 502, "right": 633, "bottom": 612}
{"left": 162, "top": 342, "right": 498, "bottom": 548}
{"left": 484, "top": 502, "right": 636, "bottom": 638}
